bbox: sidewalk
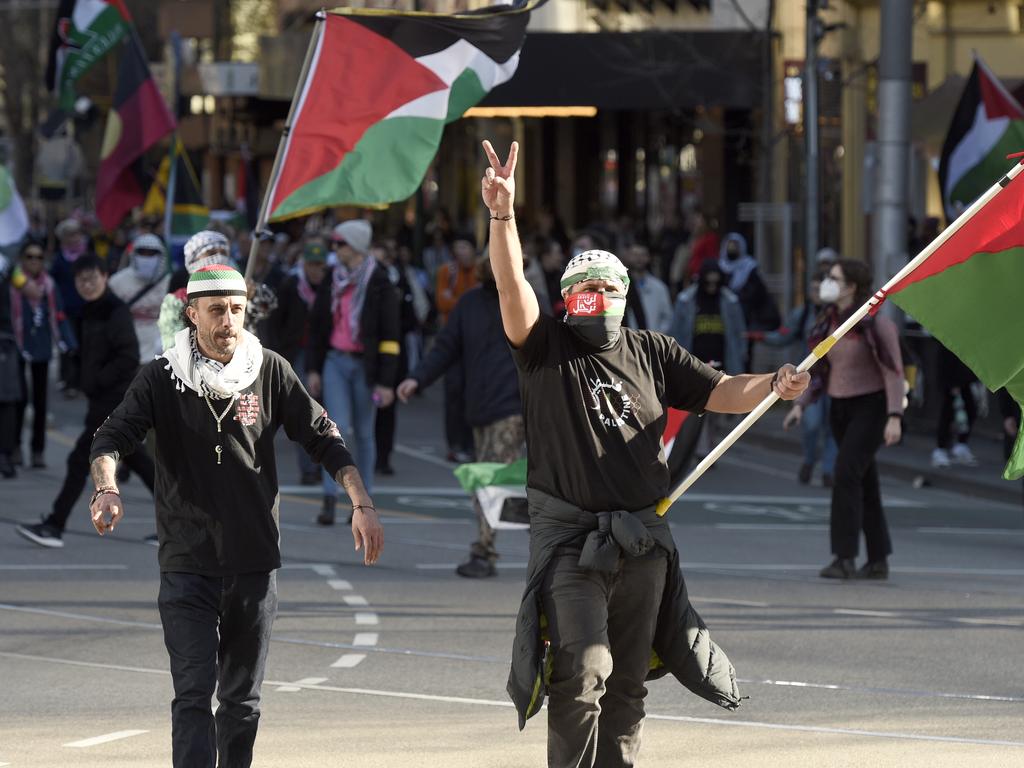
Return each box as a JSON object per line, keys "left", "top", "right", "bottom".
{"left": 743, "top": 405, "right": 1024, "bottom": 507}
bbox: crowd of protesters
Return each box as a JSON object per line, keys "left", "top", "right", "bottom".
{"left": 4, "top": 202, "right": 1021, "bottom": 572}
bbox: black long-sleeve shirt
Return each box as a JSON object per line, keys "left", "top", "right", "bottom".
{"left": 90, "top": 350, "right": 354, "bottom": 576}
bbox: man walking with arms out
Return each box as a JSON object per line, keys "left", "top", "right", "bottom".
{"left": 87, "top": 264, "right": 383, "bottom": 768}
{"left": 482, "top": 140, "right": 809, "bottom": 768}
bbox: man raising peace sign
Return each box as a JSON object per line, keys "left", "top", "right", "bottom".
{"left": 486, "top": 140, "right": 809, "bottom": 768}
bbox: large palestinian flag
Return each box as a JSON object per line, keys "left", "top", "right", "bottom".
{"left": 46, "top": 0, "right": 132, "bottom": 111}
{"left": 938, "top": 57, "right": 1024, "bottom": 221}
{"left": 879, "top": 160, "right": 1024, "bottom": 480}
{"left": 96, "top": 36, "right": 176, "bottom": 230}
{"left": 265, "top": 3, "right": 544, "bottom": 222}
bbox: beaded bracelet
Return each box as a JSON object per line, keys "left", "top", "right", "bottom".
{"left": 90, "top": 487, "right": 120, "bottom": 507}
{"left": 770, "top": 371, "right": 781, "bottom": 394}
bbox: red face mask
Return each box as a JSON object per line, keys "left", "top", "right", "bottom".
{"left": 565, "top": 291, "right": 626, "bottom": 317}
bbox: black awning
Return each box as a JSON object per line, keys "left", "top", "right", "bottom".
{"left": 483, "top": 31, "right": 764, "bottom": 110}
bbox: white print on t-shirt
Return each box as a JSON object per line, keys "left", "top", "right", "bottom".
{"left": 588, "top": 377, "right": 640, "bottom": 429}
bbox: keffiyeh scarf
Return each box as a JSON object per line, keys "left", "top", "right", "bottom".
{"left": 161, "top": 327, "right": 263, "bottom": 399}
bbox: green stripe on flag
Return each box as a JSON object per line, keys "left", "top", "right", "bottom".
{"left": 948, "top": 122, "right": 1024, "bottom": 211}
{"left": 446, "top": 68, "right": 487, "bottom": 122}
{"left": 454, "top": 459, "right": 528, "bottom": 493}
{"left": 891, "top": 247, "right": 1024, "bottom": 479}
{"left": 269, "top": 116, "right": 443, "bottom": 220}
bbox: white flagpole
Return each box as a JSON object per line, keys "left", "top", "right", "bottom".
{"left": 243, "top": 11, "right": 326, "bottom": 282}
{"left": 657, "top": 158, "right": 1024, "bottom": 516}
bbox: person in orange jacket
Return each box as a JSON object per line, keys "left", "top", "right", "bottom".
{"left": 435, "top": 232, "right": 479, "bottom": 326}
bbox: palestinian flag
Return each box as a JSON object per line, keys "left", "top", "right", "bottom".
{"left": 265, "top": 2, "right": 545, "bottom": 221}
{"left": 454, "top": 459, "right": 530, "bottom": 531}
{"left": 96, "top": 36, "right": 176, "bottom": 231}
{"left": 938, "top": 57, "right": 1024, "bottom": 221}
{"left": 880, "top": 160, "right": 1024, "bottom": 480}
{"left": 46, "top": 0, "right": 132, "bottom": 111}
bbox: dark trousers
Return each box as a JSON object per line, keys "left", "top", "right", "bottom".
{"left": 45, "top": 398, "right": 155, "bottom": 532}
{"left": 375, "top": 400, "right": 396, "bottom": 469}
{"left": 542, "top": 550, "right": 668, "bottom": 768}
{"left": 829, "top": 391, "right": 892, "bottom": 562}
{"left": 443, "top": 369, "right": 473, "bottom": 455}
{"left": 0, "top": 402, "right": 15, "bottom": 455}
{"left": 158, "top": 571, "right": 278, "bottom": 768}
{"left": 936, "top": 385, "right": 977, "bottom": 448}
{"left": 16, "top": 359, "right": 49, "bottom": 453}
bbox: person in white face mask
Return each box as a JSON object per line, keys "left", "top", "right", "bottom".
{"left": 108, "top": 233, "right": 171, "bottom": 361}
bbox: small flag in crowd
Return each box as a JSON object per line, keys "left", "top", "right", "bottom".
{"left": 0, "top": 166, "right": 29, "bottom": 248}
{"left": 96, "top": 36, "right": 176, "bottom": 231}
{"left": 46, "top": 0, "right": 132, "bottom": 110}
{"left": 881, "top": 159, "right": 1024, "bottom": 479}
{"left": 938, "top": 56, "right": 1024, "bottom": 221}
{"left": 265, "top": 2, "right": 545, "bottom": 221}
{"left": 454, "top": 459, "right": 530, "bottom": 531}
{"left": 143, "top": 137, "right": 209, "bottom": 243}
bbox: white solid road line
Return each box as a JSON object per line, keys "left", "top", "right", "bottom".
{"left": 917, "top": 527, "right": 1024, "bottom": 535}
{"left": 353, "top": 632, "right": 379, "bottom": 646}
{"left": 834, "top": 609, "right": 900, "bottom": 618}
{"left": 0, "top": 564, "right": 128, "bottom": 570}
{"left": 343, "top": 595, "right": 368, "bottom": 606}
{"left": 393, "top": 444, "right": 461, "bottom": 470}
{"left": 715, "top": 524, "right": 828, "bottom": 531}
{"left": 328, "top": 579, "right": 352, "bottom": 591}
{"left": 415, "top": 562, "right": 528, "bottom": 570}
{"left": 0, "top": 602, "right": 162, "bottom": 629}
{"left": 275, "top": 676, "right": 327, "bottom": 693}
{"left": 677, "top": 562, "right": 1024, "bottom": 576}
{"left": 331, "top": 654, "right": 367, "bottom": 668}
{"left": 63, "top": 730, "right": 149, "bottom": 748}
{"left": 355, "top": 612, "right": 379, "bottom": 625}
{"left": 690, "top": 597, "right": 770, "bottom": 608}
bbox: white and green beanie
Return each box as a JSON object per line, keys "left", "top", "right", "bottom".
{"left": 560, "top": 250, "right": 630, "bottom": 298}
{"left": 187, "top": 264, "right": 247, "bottom": 299}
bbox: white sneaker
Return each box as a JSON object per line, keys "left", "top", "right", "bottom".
{"left": 951, "top": 443, "right": 978, "bottom": 466}
{"left": 931, "top": 448, "right": 951, "bottom": 468}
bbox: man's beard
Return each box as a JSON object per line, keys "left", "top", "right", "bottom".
{"left": 201, "top": 327, "right": 237, "bottom": 358}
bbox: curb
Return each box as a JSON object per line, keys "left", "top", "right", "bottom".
{"left": 743, "top": 430, "right": 1024, "bottom": 508}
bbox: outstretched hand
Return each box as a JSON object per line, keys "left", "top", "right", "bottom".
{"left": 481, "top": 140, "right": 518, "bottom": 217}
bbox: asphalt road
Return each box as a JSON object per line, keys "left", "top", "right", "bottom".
{"left": 1, "top": 386, "right": 1022, "bottom": 767}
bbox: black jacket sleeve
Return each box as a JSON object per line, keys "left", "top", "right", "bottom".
{"left": 362, "top": 269, "right": 401, "bottom": 388}
{"left": 307, "top": 280, "right": 332, "bottom": 376}
{"left": 89, "top": 363, "right": 157, "bottom": 463}
{"left": 410, "top": 297, "right": 464, "bottom": 390}
{"left": 96, "top": 304, "right": 141, "bottom": 392}
{"left": 275, "top": 354, "right": 355, "bottom": 476}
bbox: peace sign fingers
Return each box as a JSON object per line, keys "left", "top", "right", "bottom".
{"left": 481, "top": 140, "right": 519, "bottom": 179}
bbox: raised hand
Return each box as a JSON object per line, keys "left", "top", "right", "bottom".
{"left": 481, "top": 140, "right": 519, "bottom": 217}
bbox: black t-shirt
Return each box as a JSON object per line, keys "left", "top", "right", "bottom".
{"left": 90, "top": 351, "right": 354, "bottom": 576}
{"left": 512, "top": 314, "right": 724, "bottom": 511}
{"left": 691, "top": 291, "right": 726, "bottom": 366}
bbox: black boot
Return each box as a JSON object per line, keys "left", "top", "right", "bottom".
{"left": 316, "top": 496, "right": 336, "bottom": 526}
{"left": 819, "top": 557, "right": 856, "bottom": 579}
{"left": 0, "top": 454, "right": 16, "bottom": 479}
{"left": 456, "top": 555, "right": 497, "bottom": 578}
{"left": 856, "top": 559, "right": 889, "bottom": 580}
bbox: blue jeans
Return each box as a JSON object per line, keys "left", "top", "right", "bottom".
{"left": 321, "top": 350, "right": 375, "bottom": 496}
{"left": 802, "top": 394, "right": 837, "bottom": 474}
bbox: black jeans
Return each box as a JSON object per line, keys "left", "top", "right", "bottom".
{"left": 158, "top": 571, "right": 278, "bottom": 768}
{"left": 542, "top": 550, "right": 668, "bottom": 768}
{"left": 45, "top": 398, "right": 155, "bottom": 532}
{"left": 829, "top": 391, "right": 892, "bottom": 562}
{"left": 16, "top": 359, "right": 49, "bottom": 454}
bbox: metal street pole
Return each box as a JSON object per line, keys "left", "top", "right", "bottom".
{"left": 804, "top": 0, "right": 820, "bottom": 290}
{"left": 872, "top": 0, "right": 913, "bottom": 320}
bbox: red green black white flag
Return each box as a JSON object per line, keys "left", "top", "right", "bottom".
{"left": 46, "top": 0, "right": 132, "bottom": 111}
{"left": 938, "top": 57, "right": 1024, "bottom": 222}
{"left": 880, "top": 160, "right": 1024, "bottom": 480}
{"left": 265, "top": 3, "right": 544, "bottom": 222}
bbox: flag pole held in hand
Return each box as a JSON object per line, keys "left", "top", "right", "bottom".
{"left": 657, "top": 157, "right": 1024, "bottom": 516}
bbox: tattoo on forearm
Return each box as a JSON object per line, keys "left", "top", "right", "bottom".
{"left": 90, "top": 456, "right": 117, "bottom": 489}
{"left": 335, "top": 465, "right": 368, "bottom": 499}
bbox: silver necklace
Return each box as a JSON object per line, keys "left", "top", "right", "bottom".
{"left": 203, "top": 394, "right": 237, "bottom": 465}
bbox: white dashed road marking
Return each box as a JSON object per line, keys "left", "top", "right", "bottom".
{"left": 64, "top": 730, "right": 148, "bottom": 748}
{"left": 331, "top": 654, "right": 367, "bottom": 668}
{"left": 311, "top": 565, "right": 337, "bottom": 576}
{"left": 275, "top": 676, "right": 328, "bottom": 693}
{"left": 353, "top": 633, "right": 378, "bottom": 647}
{"left": 343, "top": 595, "right": 368, "bottom": 607}
{"left": 328, "top": 579, "right": 352, "bottom": 591}
{"left": 355, "top": 612, "right": 379, "bottom": 625}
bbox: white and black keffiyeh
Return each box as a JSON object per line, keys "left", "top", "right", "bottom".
{"left": 161, "top": 327, "right": 263, "bottom": 399}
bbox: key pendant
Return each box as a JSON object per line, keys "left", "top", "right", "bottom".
{"left": 215, "top": 445, "right": 223, "bottom": 465}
